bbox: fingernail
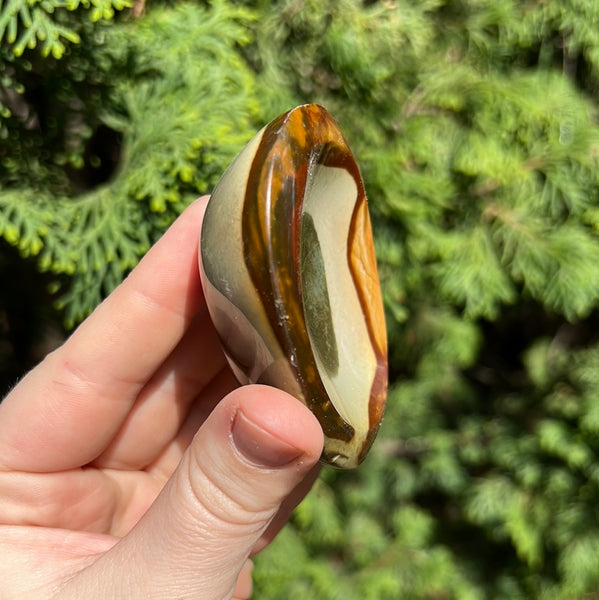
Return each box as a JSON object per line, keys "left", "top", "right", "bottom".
{"left": 232, "top": 410, "right": 304, "bottom": 468}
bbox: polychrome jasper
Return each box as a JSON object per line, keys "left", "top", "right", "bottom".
{"left": 199, "top": 104, "right": 387, "bottom": 468}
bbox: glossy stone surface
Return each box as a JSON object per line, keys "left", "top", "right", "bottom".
{"left": 199, "top": 104, "right": 387, "bottom": 468}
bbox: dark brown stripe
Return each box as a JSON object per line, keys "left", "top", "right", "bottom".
{"left": 242, "top": 105, "right": 355, "bottom": 443}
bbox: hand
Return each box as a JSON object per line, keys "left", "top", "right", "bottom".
{"left": 0, "top": 197, "right": 324, "bottom": 600}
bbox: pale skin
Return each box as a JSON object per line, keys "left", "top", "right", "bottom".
{"left": 0, "top": 196, "right": 324, "bottom": 599}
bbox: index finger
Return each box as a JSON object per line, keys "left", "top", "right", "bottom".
{"left": 0, "top": 197, "right": 210, "bottom": 471}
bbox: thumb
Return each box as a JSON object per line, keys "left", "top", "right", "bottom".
{"left": 64, "top": 385, "right": 324, "bottom": 600}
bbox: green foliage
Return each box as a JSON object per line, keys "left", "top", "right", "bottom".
{"left": 1, "top": 0, "right": 257, "bottom": 325}
{"left": 4, "top": 0, "right": 599, "bottom": 598}
{"left": 245, "top": 1, "right": 599, "bottom": 598}
{"left": 0, "top": 0, "right": 132, "bottom": 59}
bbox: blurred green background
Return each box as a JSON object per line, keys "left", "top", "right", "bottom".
{"left": 3, "top": 1, "right": 599, "bottom": 597}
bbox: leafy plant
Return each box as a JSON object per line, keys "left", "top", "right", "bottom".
{"left": 1, "top": 0, "right": 258, "bottom": 325}
{"left": 246, "top": 1, "right": 599, "bottom": 598}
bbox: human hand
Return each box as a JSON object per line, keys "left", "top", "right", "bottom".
{"left": 0, "top": 197, "right": 324, "bottom": 599}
